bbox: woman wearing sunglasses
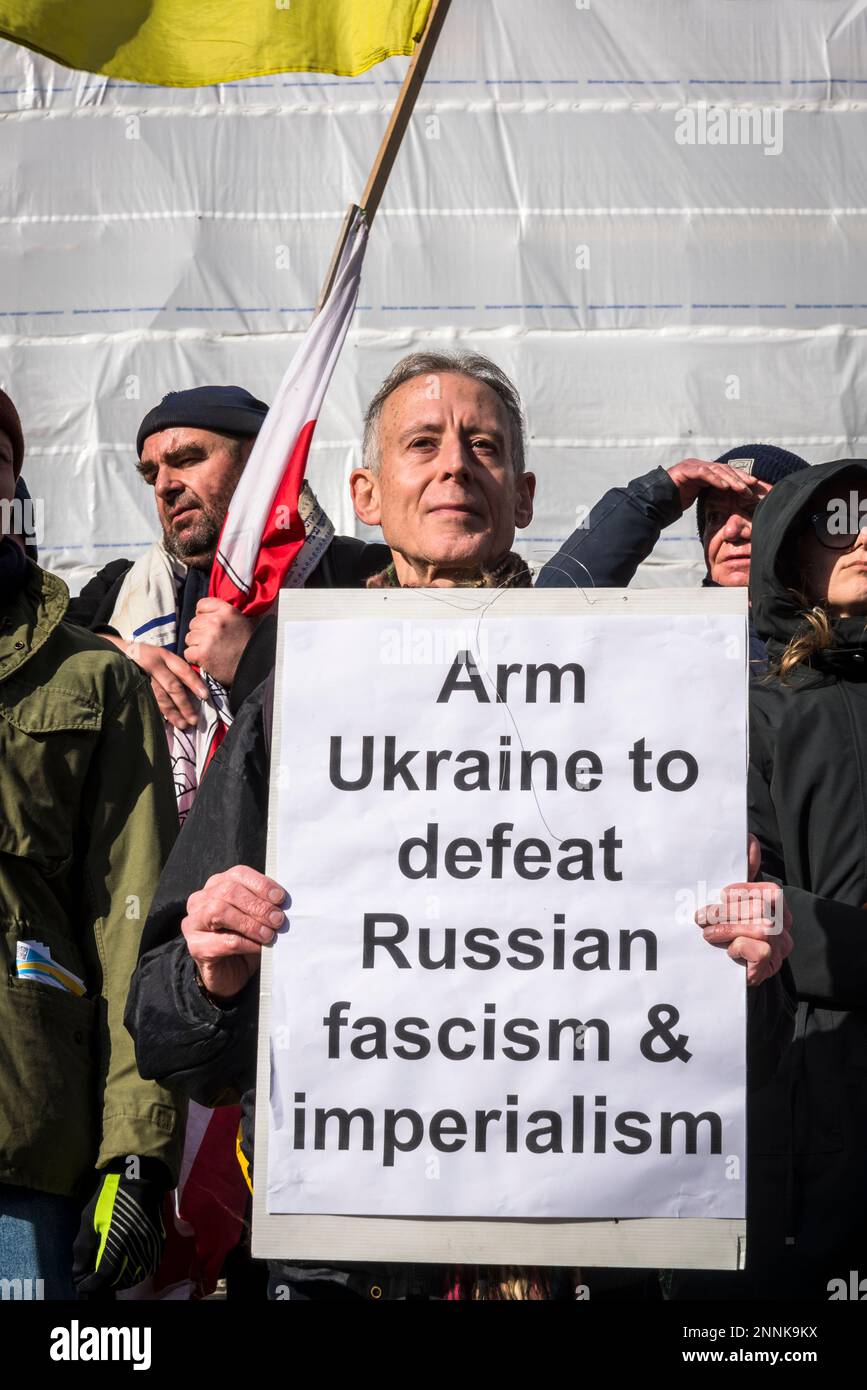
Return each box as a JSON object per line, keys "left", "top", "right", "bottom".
{"left": 673, "top": 459, "right": 867, "bottom": 1300}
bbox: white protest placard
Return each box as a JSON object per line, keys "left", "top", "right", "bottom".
{"left": 253, "top": 588, "right": 748, "bottom": 1267}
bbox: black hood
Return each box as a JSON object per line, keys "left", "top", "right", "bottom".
{"left": 749, "top": 458, "right": 867, "bottom": 667}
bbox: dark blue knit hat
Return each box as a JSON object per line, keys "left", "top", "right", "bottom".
{"left": 697, "top": 444, "right": 810, "bottom": 536}
{"left": 136, "top": 385, "right": 269, "bottom": 458}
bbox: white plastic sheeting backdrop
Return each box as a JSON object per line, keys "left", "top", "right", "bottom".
{"left": 2, "top": 0, "right": 867, "bottom": 592}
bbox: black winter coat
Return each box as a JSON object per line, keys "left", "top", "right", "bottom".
{"left": 674, "top": 459, "right": 867, "bottom": 1300}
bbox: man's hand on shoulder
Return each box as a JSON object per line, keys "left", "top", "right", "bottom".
{"left": 103, "top": 633, "right": 208, "bottom": 730}
{"left": 181, "top": 865, "right": 288, "bottom": 1002}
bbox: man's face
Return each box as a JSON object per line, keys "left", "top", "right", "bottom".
{"left": 702, "top": 486, "right": 766, "bottom": 587}
{"left": 137, "top": 427, "right": 251, "bottom": 569}
{"left": 0, "top": 430, "right": 15, "bottom": 511}
{"left": 350, "top": 372, "right": 535, "bottom": 583}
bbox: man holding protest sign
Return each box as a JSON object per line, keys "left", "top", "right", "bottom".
{"left": 126, "top": 351, "right": 793, "bottom": 1300}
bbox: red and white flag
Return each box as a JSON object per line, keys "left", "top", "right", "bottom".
{"left": 211, "top": 208, "right": 368, "bottom": 615}
{"left": 171, "top": 208, "right": 369, "bottom": 818}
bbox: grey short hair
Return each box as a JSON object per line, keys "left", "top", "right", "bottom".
{"left": 361, "top": 350, "right": 526, "bottom": 476}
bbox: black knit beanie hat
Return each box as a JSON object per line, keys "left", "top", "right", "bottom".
{"left": 136, "top": 385, "right": 269, "bottom": 458}
{"left": 697, "top": 444, "right": 810, "bottom": 536}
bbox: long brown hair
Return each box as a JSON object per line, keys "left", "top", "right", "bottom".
{"left": 774, "top": 591, "right": 836, "bottom": 680}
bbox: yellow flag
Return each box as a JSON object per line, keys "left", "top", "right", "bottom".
{"left": 0, "top": 0, "right": 432, "bottom": 85}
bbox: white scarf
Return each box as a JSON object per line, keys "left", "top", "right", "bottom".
{"left": 108, "top": 483, "right": 334, "bottom": 821}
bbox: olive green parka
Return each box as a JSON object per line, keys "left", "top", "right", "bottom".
{"left": 0, "top": 561, "right": 182, "bottom": 1196}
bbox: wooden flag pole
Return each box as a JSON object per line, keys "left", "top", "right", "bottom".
{"left": 314, "top": 201, "right": 362, "bottom": 316}
{"left": 359, "top": 0, "right": 452, "bottom": 226}
{"left": 314, "top": 0, "right": 452, "bottom": 310}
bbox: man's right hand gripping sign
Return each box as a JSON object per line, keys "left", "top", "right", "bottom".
{"left": 182, "top": 866, "right": 288, "bottom": 1002}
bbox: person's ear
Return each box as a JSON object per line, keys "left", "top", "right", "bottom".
{"left": 514, "top": 471, "right": 536, "bottom": 530}
{"left": 350, "top": 467, "right": 382, "bottom": 527}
